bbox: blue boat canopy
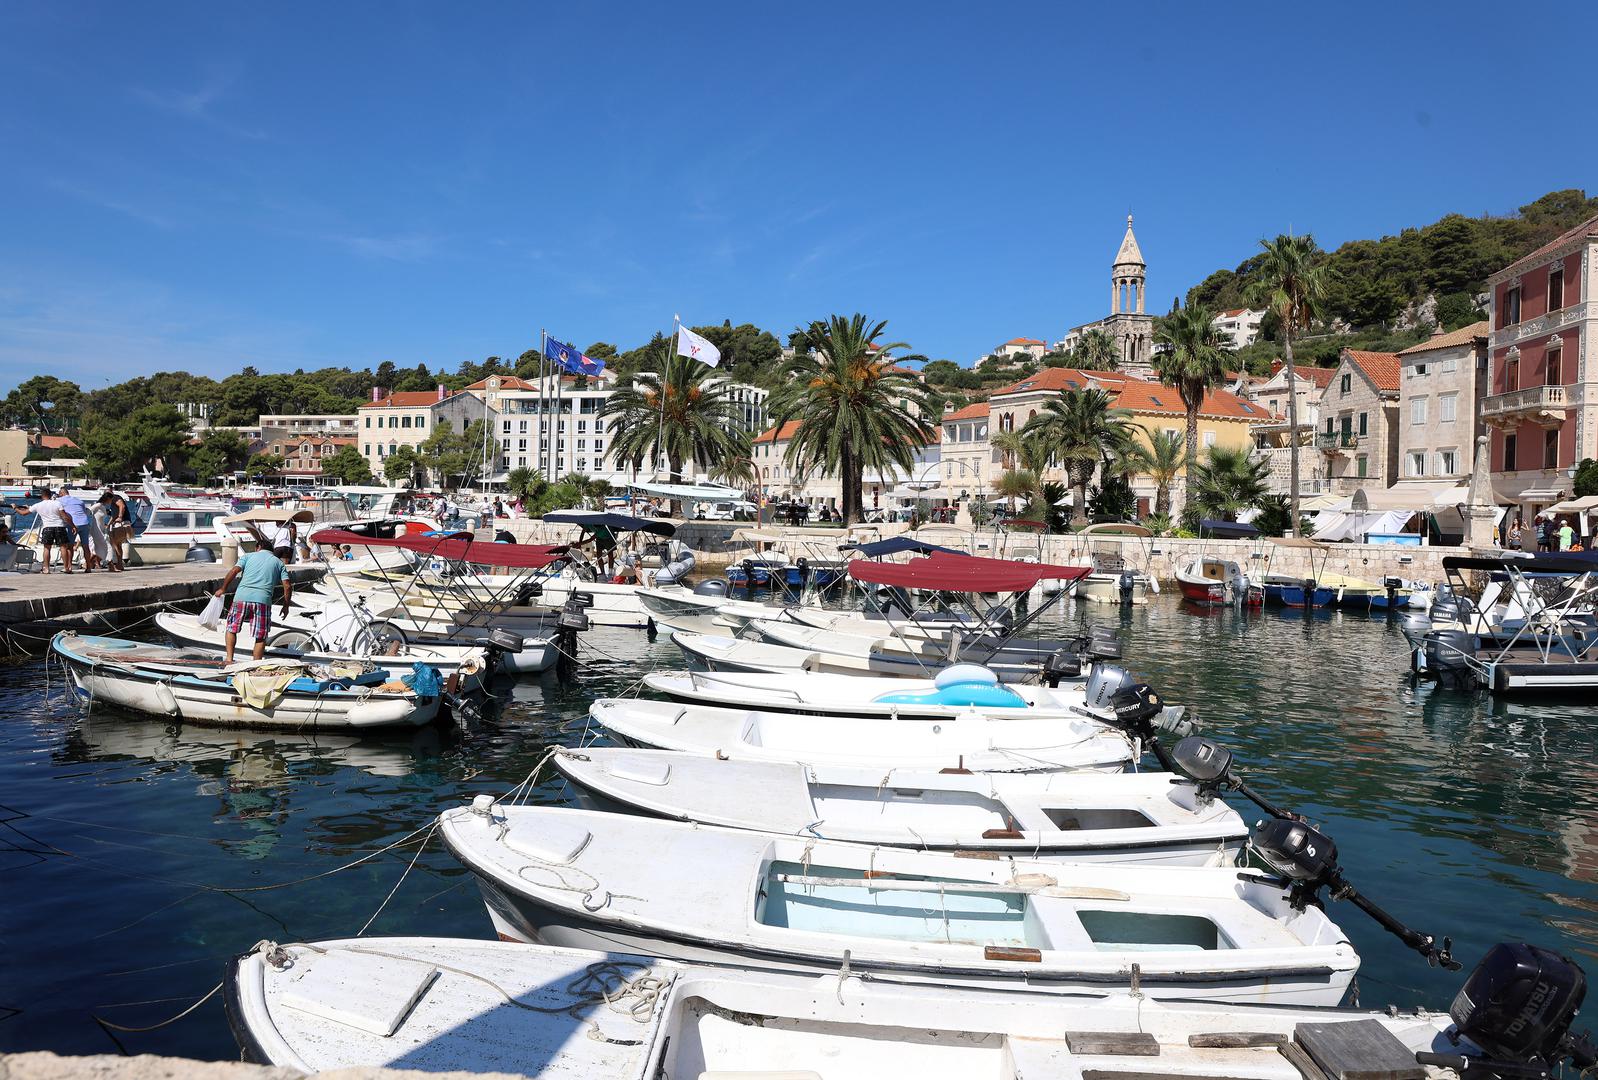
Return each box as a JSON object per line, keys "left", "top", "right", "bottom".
{"left": 1199, "top": 519, "right": 1260, "bottom": 539}
{"left": 1443, "top": 550, "right": 1598, "bottom": 574}
{"left": 542, "top": 510, "right": 676, "bottom": 536}
{"left": 843, "top": 536, "right": 965, "bottom": 559}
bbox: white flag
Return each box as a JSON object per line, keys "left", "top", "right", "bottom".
{"left": 676, "top": 322, "right": 721, "bottom": 368}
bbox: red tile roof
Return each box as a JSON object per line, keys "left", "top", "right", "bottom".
{"left": 1343, "top": 350, "right": 1401, "bottom": 392}
{"left": 990, "top": 367, "right": 1133, "bottom": 397}
{"left": 1114, "top": 381, "right": 1266, "bottom": 421}
{"left": 360, "top": 391, "right": 454, "bottom": 409}
{"left": 943, "top": 402, "right": 991, "bottom": 421}
{"left": 32, "top": 434, "right": 78, "bottom": 450}
{"left": 1397, "top": 320, "right": 1490, "bottom": 355}
{"left": 1494, "top": 213, "right": 1598, "bottom": 281}
{"left": 1219, "top": 308, "right": 1248, "bottom": 318}
{"left": 464, "top": 375, "right": 540, "bottom": 391}
{"left": 754, "top": 420, "right": 802, "bottom": 443}
{"left": 1004, "top": 337, "right": 1045, "bottom": 346}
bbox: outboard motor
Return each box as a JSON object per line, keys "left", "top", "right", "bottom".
{"left": 1428, "top": 943, "right": 1597, "bottom": 1075}
{"left": 1251, "top": 817, "right": 1458, "bottom": 969}
{"left": 1119, "top": 570, "right": 1136, "bottom": 598}
{"left": 515, "top": 581, "right": 544, "bottom": 605}
{"left": 1042, "top": 648, "right": 1082, "bottom": 687}
{"left": 554, "top": 592, "right": 594, "bottom": 677}
{"left": 1083, "top": 664, "right": 1132, "bottom": 711}
{"left": 1105, "top": 683, "right": 1193, "bottom": 770}
{"left": 185, "top": 540, "right": 216, "bottom": 562}
{"left": 692, "top": 578, "right": 730, "bottom": 597}
{"left": 1084, "top": 627, "right": 1123, "bottom": 662}
{"left": 1168, "top": 736, "right": 1294, "bottom": 819}
{"left": 1425, "top": 628, "right": 1478, "bottom": 689}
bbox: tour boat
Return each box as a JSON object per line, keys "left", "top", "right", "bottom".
{"left": 439, "top": 804, "right": 1360, "bottom": 1005}
{"left": 229, "top": 935, "right": 1509, "bottom": 1080}
{"left": 587, "top": 696, "right": 1134, "bottom": 772}
{"left": 553, "top": 746, "right": 1248, "bottom": 865}
{"left": 1174, "top": 556, "right": 1258, "bottom": 606}
{"left": 128, "top": 479, "right": 259, "bottom": 564}
{"left": 51, "top": 633, "right": 442, "bottom": 730}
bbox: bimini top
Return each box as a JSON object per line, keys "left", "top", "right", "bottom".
{"left": 1443, "top": 550, "right": 1598, "bottom": 575}
{"left": 849, "top": 552, "right": 1089, "bottom": 593}
{"left": 310, "top": 528, "right": 566, "bottom": 570}
{"left": 542, "top": 510, "right": 676, "bottom": 537}
{"left": 1200, "top": 519, "right": 1260, "bottom": 539}
{"left": 843, "top": 536, "right": 965, "bottom": 559}
{"left": 1079, "top": 522, "right": 1153, "bottom": 538}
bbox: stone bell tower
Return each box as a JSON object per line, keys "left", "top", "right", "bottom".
{"left": 1105, "top": 215, "right": 1154, "bottom": 377}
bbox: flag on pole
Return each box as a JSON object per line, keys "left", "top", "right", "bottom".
{"left": 544, "top": 336, "right": 605, "bottom": 376}
{"left": 675, "top": 322, "right": 721, "bottom": 368}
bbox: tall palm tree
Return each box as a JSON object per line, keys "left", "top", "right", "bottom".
{"left": 1190, "top": 445, "right": 1269, "bottom": 522}
{"left": 1247, "top": 234, "right": 1327, "bottom": 536}
{"left": 1072, "top": 327, "right": 1121, "bottom": 371}
{"left": 708, "top": 448, "right": 759, "bottom": 494}
{"left": 990, "top": 428, "right": 1046, "bottom": 474}
{"left": 769, "top": 314, "right": 935, "bottom": 523}
{"left": 606, "top": 344, "right": 747, "bottom": 513}
{"left": 995, "top": 467, "right": 1041, "bottom": 515}
{"left": 1132, "top": 428, "right": 1189, "bottom": 519}
{"left": 1020, "top": 387, "right": 1138, "bottom": 527}
{"left": 1153, "top": 302, "right": 1230, "bottom": 520}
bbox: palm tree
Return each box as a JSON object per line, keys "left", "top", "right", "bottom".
{"left": 708, "top": 447, "right": 759, "bottom": 494}
{"left": 1020, "top": 387, "right": 1138, "bottom": 528}
{"left": 995, "top": 467, "right": 1041, "bottom": 515}
{"left": 1190, "top": 445, "right": 1269, "bottom": 522}
{"left": 990, "top": 428, "right": 1046, "bottom": 474}
{"left": 606, "top": 343, "right": 748, "bottom": 514}
{"left": 1127, "top": 429, "right": 1189, "bottom": 519}
{"left": 1153, "top": 302, "right": 1230, "bottom": 521}
{"left": 1247, "top": 234, "right": 1327, "bottom": 536}
{"left": 1072, "top": 327, "right": 1121, "bottom": 371}
{"left": 769, "top": 314, "right": 935, "bottom": 523}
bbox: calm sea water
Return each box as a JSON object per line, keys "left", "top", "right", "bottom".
{"left": 2, "top": 601, "right": 1596, "bottom": 1061}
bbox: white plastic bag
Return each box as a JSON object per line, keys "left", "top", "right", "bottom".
{"left": 198, "top": 594, "right": 225, "bottom": 630}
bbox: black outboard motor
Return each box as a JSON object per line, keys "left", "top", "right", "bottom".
{"left": 515, "top": 581, "right": 545, "bottom": 605}
{"left": 1169, "top": 736, "right": 1296, "bottom": 819}
{"left": 1085, "top": 627, "right": 1123, "bottom": 662}
{"left": 1251, "top": 817, "right": 1458, "bottom": 970}
{"left": 692, "top": 578, "right": 731, "bottom": 597}
{"left": 1042, "top": 648, "right": 1082, "bottom": 687}
{"left": 554, "top": 592, "right": 593, "bottom": 677}
{"left": 1107, "top": 683, "right": 1176, "bottom": 771}
{"left": 1423, "top": 943, "right": 1598, "bottom": 1076}
{"left": 1425, "top": 628, "right": 1478, "bottom": 689}
{"left": 741, "top": 559, "right": 757, "bottom": 594}
{"left": 1119, "top": 570, "right": 1136, "bottom": 598}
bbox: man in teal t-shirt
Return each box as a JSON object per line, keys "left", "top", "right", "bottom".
{"left": 213, "top": 546, "right": 293, "bottom": 664}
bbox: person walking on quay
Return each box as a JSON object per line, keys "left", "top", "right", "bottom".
{"left": 32, "top": 489, "right": 74, "bottom": 573}
{"left": 1536, "top": 514, "right": 1552, "bottom": 553}
{"left": 212, "top": 544, "right": 293, "bottom": 664}
{"left": 1558, "top": 517, "right": 1576, "bottom": 552}
{"left": 57, "top": 489, "right": 97, "bottom": 571}
{"left": 97, "top": 489, "right": 132, "bottom": 571}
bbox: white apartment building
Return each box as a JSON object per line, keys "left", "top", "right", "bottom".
{"left": 1392, "top": 321, "right": 1490, "bottom": 493}
{"left": 1212, "top": 308, "right": 1265, "bottom": 350}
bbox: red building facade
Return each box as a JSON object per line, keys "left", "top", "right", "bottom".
{"left": 1485, "top": 215, "right": 1598, "bottom": 517}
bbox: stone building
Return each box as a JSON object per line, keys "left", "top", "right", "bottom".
{"left": 1056, "top": 216, "right": 1156, "bottom": 378}
{"left": 1392, "top": 321, "right": 1490, "bottom": 492}
{"left": 1316, "top": 350, "right": 1401, "bottom": 494}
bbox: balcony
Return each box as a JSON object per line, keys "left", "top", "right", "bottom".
{"left": 1316, "top": 431, "right": 1359, "bottom": 454}
{"left": 1480, "top": 384, "right": 1569, "bottom": 429}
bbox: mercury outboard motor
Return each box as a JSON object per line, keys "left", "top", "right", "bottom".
{"left": 692, "top": 578, "right": 730, "bottom": 597}
{"left": 1251, "top": 817, "right": 1458, "bottom": 970}
{"left": 1105, "top": 683, "right": 1195, "bottom": 770}
{"left": 1422, "top": 943, "right": 1597, "bottom": 1076}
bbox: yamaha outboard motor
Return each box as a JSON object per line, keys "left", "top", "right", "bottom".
{"left": 692, "top": 578, "right": 730, "bottom": 597}
{"left": 1431, "top": 943, "right": 1597, "bottom": 1075}
{"left": 1424, "top": 628, "right": 1477, "bottom": 689}
{"left": 1251, "top": 817, "right": 1458, "bottom": 970}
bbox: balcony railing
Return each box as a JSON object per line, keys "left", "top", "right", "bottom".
{"left": 1315, "top": 431, "right": 1358, "bottom": 451}
{"left": 1480, "top": 384, "right": 1567, "bottom": 419}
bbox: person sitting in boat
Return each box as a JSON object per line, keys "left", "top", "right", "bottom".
{"left": 213, "top": 545, "right": 294, "bottom": 665}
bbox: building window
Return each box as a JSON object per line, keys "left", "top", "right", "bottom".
{"left": 577, "top": 439, "right": 587, "bottom": 450}
{"left": 577, "top": 458, "right": 588, "bottom": 472}
{"left": 1545, "top": 343, "right": 1562, "bottom": 385}
{"left": 517, "top": 439, "right": 527, "bottom": 451}
{"left": 1163, "top": 427, "right": 1180, "bottom": 443}
{"left": 1407, "top": 451, "right": 1425, "bottom": 477}
{"left": 501, "top": 438, "right": 510, "bottom": 451}
{"left": 577, "top": 420, "right": 587, "bottom": 434}
{"left": 416, "top": 417, "right": 425, "bottom": 429}
{"left": 1411, "top": 397, "right": 1427, "bottom": 425}
{"left": 502, "top": 421, "right": 511, "bottom": 434}
{"left": 1501, "top": 284, "right": 1521, "bottom": 327}
{"left": 1438, "top": 449, "right": 1458, "bottom": 475}
{"left": 593, "top": 439, "right": 604, "bottom": 453}
{"left": 1410, "top": 363, "right": 1427, "bottom": 377}
{"left": 1440, "top": 358, "right": 1457, "bottom": 374}
{"left": 1438, "top": 393, "right": 1457, "bottom": 423}
{"left": 1358, "top": 412, "right": 1368, "bottom": 436}
{"left": 1505, "top": 350, "right": 1519, "bottom": 392}
{"left": 1545, "top": 428, "right": 1560, "bottom": 469}
{"left": 364, "top": 416, "right": 371, "bottom": 428}
{"left": 1504, "top": 433, "right": 1517, "bottom": 470}
{"left": 1548, "top": 265, "right": 1564, "bottom": 312}
{"left": 1340, "top": 373, "right": 1351, "bottom": 395}
{"left": 1202, "top": 430, "right": 1217, "bottom": 448}
{"left": 1356, "top": 455, "right": 1368, "bottom": 478}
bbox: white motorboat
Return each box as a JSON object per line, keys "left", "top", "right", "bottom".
{"left": 51, "top": 633, "right": 442, "bottom": 731}
{"left": 642, "top": 663, "right": 1114, "bottom": 720}
{"left": 553, "top": 746, "right": 1248, "bottom": 865}
{"left": 155, "top": 611, "right": 497, "bottom": 694}
{"left": 751, "top": 619, "right": 1067, "bottom": 680}
{"left": 267, "top": 595, "right": 556, "bottom": 674}
{"left": 440, "top": 804, "right": 1359, "bottom": 1004}
{"left": 128, "top": 479, "right": 260, "bottom": 564}
{"left": 1073, "top": 522, "right": 1158, "bottom": 605}
{"left": 588, "top": 696, "right": 1134, "bottom": 772}
{"left": 635, "top": 585, "right": 794, "bottom": 634}
{"left": 232, "top": 935, "right": 1529, "bottom": 1080}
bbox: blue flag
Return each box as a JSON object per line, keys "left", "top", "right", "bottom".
{"left": 545, "top": 336, "right": 605, "bottom": 377}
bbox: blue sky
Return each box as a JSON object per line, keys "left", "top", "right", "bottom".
{"left": 2, "top": 1, "right": 1593, "bottom": 391}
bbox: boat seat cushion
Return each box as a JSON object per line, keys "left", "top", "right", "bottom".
{"left": 872, "top": 683, "right": 1025, "bottom": 708}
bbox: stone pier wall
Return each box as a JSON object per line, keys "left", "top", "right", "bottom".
{"left": 505, "top": 518, "right": 1466, "bottom": 585}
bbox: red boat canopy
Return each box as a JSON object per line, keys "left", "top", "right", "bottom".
{"left": 310, "top": 528, "right": 566, "bottom": 570}
{"left": 848, "top": 553, "right": 1089, "bottom": 593}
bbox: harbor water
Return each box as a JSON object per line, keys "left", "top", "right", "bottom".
{"left": 2, "top": 597, "right": 1596, "bottom": 1061}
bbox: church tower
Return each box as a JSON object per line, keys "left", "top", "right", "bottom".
{"left": 1111, "top": 215, "right": 1145, "bottom": 316}
{"left": 1105, "top": 214, "right": 1154, "bottom": 376}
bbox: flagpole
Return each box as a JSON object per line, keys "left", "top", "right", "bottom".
{"left": 657, "top": 320, "right": 675, "bottom": 485}
{"left": 537, "top": 329, "right": 549, "bottom": 478}
{"left": 553, "top": 343, "right": 566, "bottom": 480}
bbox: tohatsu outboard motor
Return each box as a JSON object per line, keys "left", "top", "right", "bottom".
{"left": 1250, "top": 817, "right": 1458, "bottom": 970}
{"left": 1437, "top": 943, "right": 1597, "bottom": 1073}
{"left": 1085, "top": 626, "right": 1123, "bottom": 661}
{"left": 1042, "top": 648, "right": 1082, "bottom": 687}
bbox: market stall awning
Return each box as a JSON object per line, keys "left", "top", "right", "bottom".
{"left": 309, "top": 527, "right": 566, "bottom": 569}
{"left": 1547, "top": 495, "right": 1598, "bottom": 515}
{"left": 849, "top": 553, "right": 1088, "bottom": 592}
{"left": 542, "top": 510, "right": 676, "bottom": 536}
